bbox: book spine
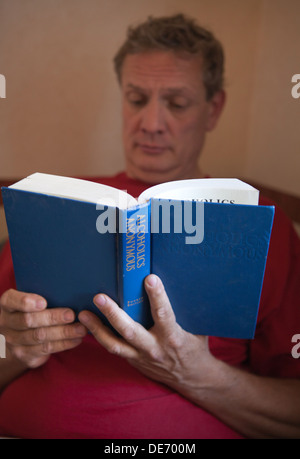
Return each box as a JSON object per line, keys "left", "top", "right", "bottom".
{"left": 117, "top": 202, "right": 152, "bottom": 328}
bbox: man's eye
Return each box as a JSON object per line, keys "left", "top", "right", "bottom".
{"left": 127, "top": 94, "right": 146, "bottom": 106}
{"left": 168, "top": 98, "right": 189, "bottom": 110}
{"left": 169, "top": 102, "right": 184, "bottom": 109}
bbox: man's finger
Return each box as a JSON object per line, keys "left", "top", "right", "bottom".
{"left": 3, "top": 307, "right": 76, "bottom": 331}
{"left": 5, "top": 322, "right": 87, "bottom": 346}
{"left": 0, "top": 289, "right": 47, "bottom": 313}
{"left": 144, "top": 275, "right": 177, "bottom": 334}
{"left": 13, "top": 338, "right": 84, "bottom": 366}
{"left": 78, "top": 310, "right": 139, "bottom": 360}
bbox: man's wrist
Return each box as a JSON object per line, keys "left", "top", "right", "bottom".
{"left": 170, "top": 351, "right": 228, "bottom": 406}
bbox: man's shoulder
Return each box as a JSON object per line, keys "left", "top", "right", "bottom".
{"left": 259, "top": 194, "right": 300, "bottom": 246}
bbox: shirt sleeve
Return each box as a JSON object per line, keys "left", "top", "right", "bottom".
{"left": 0, "top": 241, "right": 16, "bottom": 297}
{"left": 249, "top": 201, "right": 300, "bottom": 378}
{"left": 210, "top": 199, "right": 300, "bottom": 379}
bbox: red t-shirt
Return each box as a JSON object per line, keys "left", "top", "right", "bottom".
{"left": 0, "top": 172, "right": 299, "bottom": 439}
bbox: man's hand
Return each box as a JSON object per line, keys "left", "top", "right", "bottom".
{"left": 78, "top": 275, "right": 300, "bottom": 438}
{"left": 78, "top": 274, "right": 215, "bottom": 395}
{"left": 0, "top": 289, "right": 87, "bottom": 369}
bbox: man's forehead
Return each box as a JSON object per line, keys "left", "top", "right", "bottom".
{"left": 121, "top": 51, "right": 204, "bottom": 92}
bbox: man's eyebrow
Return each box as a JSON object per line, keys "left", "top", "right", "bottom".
{"left": 125, "top": 83, "right": 146, "bottom": 92}
{"left": 163, "top": 87, "right": 191, "bottom": 96}
{"left": 125, "top": 83, "right": 190, "bottom": 95}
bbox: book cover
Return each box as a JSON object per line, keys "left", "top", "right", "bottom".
{"left": 151, "top": 200, "right": 274, "bottom": 338}
{"left": 1, "top": 174, "right": 274, "bottom": 339}
{"left": 1, "top": 188, "right": 153, "bottom": 329}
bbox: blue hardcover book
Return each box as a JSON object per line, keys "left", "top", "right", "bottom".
{"left": 1, "top": 173, "right": 274, "bottom": 338}
{"left": 150, "top": 201, "right": 274, "bottom": 338}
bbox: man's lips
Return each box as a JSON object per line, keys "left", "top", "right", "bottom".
{"left": 137, "top": 144, "right": 169, "bottom": 155}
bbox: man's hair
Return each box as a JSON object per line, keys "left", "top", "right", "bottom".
{"left": 113, "top": 13, "right": 224, "bottom": 100}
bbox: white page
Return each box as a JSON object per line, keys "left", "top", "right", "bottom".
{"left": 8, "top": 173, "right": 138, "bottom": 209}
{"left": 138, "top": 178, "right": 259, "bottom": 205}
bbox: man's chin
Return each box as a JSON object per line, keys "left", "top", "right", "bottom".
{"left": 126, "top": 162, "right": 179, "bottom": 185}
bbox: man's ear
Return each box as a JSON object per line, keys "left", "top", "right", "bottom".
{"left": 205, "top": 90, "right": 226, "bottom": 132}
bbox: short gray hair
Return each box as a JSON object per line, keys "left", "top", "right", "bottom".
{"left": 114, "top": 13, "right": 225, "bottom": 100}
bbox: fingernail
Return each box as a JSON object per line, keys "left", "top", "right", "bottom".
{"left": 94, "top": 294, "right": 106, "bottom": 307}
{"left": 75, "top": 323, "right": 87, "bottom": 336}
{"left": 35, "top": 298, "right": 47, "bottom": 310}
{"left": 146, "top": 274, "right": 158, "bottom": 288}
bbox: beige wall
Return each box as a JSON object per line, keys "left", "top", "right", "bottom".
{"left": 245, "top": 0, "right": 300, "bottom": 196}
{"left": 0, "top": 0, "right": 300, "bottom": 242}
{"left": 0, "top": 0, "right": 263, "bottom": 179}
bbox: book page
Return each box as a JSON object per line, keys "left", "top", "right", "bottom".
{"left": 8, "top": 173, "right": 138, "bottom": 209}
{"left": 138, "top": 178, "right": 259, "bottom": 205}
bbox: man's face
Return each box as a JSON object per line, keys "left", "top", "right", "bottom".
{"left": 120, "top": 50, "right": 224, "bottom": 184}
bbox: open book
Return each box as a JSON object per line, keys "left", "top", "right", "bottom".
{"left": 2, "top": 173, "right": 274, "bottom": 338}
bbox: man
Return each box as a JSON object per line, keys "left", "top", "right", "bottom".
{"left": 0, "top": 14, "right": 299, "bottom": 439}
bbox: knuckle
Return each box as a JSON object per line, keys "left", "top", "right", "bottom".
{"left": 108, "top": 343, "right": 121, "bottom": 356}
{"left": 45, "top": 309, "right": 57, "bottom": 325}
{"left": 122, "top": 323, "right": 136, "bottom": 342}
{"left": 0, "top": 290, "right": 8, "bottom": 307}
{"left": 20, "top": 294, "right": 37, "bottom": 311}
{"left": 156, "top": 305, "right": 169, "bottom": 319}
{"left": 148, "top": 347, "right": 163, "bottom": 363}
{"left": 63, "top": 324, "right": 79, "bottom": 339}
{"left": 62, "top": 325, "right": 72, "bottom": 339}
{"left": 22, "top": 312, "right": 33, "bottom": 329}
{"left": 20, "top": 295, "right": 30, "bottom": 309}
{"left": 12, "top": 345, "right": 42, "bottom": 368}
{"left": 41, "top": 340, "right": 53, "bottom": 355}
{"left": 166, "top": 329, "right": 183, "bottom": 350}
{"left": 154, "top": 301, "right": 173, "bottom": 323}
{"left": 12, "top": 345, "right": 26, "bottom": 362}
{"left": 32, "top": 327, "right": 46, "bottom": 344}
{"left": 0, "top": 289, "right": 13, "bottom": 308}
{"left": 26, "top": 358, "right": 42, "bottom": 369}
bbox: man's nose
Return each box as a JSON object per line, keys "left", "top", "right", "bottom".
{"left": 140, "top": 100, "right": 166, "bottom": 135}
